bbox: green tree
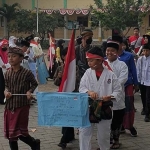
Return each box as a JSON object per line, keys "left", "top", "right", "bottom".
{"left": 10, "top": 10, "right": 65, "bottom": 41}
{"left": 0, "top": 3, "right": 20, "bottom": 37}
{"left": 91, "top": 0, "right": 150, "bottom": 36}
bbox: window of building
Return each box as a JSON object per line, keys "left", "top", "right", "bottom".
{"left": 77, "top": 16, "right": 88, "bottom": 27}
{"left": 67, "top": 21, "right": 79, "bottom": 30}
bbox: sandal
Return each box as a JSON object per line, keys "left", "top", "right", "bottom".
{"left": 110, "top": 143, "right": 120, "bottom": 149}
{"left": 58, "top": 143, "right": 67, "bottom": 149}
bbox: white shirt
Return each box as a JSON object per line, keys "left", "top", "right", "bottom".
{"left": 107, "top": 59, "right": 128, "bottom": 110}
{"left": 136, "top": 55, "right": 150, "bottom": 86}
{"left": 79, "top": 68, "right": 123, "bottom": 110}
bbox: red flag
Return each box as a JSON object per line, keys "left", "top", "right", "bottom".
{"left": 48, "top": 33, "right": 55, "bottom": 71}
{"left": 59, "top": 30, "right": 76, "bottom": 92}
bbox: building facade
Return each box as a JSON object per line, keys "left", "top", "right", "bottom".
{"left": 0, "top": 0, "right": 150, "bottom": 40}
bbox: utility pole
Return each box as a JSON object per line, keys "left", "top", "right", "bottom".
{"left": 64, "top": 0, "right": 67, "bottom": 39}
{"left": 36, "top": 0, "right": 39, "bottom": 33}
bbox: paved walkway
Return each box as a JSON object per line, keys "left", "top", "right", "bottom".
{"left": 0, "top": 80, "right": 150, "bottom": 150}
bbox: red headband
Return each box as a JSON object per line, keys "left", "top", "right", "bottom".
{"left": 86, "top": 52, "right": 104, "bottom": 60}
{"left": 86, "top": 52, "right": 112, "bottom": 71}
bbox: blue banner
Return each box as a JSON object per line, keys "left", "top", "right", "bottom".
{"left": 37, "top": 92, "right": 91, "bottom": 128}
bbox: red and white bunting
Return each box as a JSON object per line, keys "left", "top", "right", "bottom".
{"left": 41, "top": 9, "right": 89, "bottom": 15}
{"left": 66, "top": 9, "right": 75, "bottom": 15}
{"left": 75, "top": 9, "right": 82, "bottom": 14}
{"left": 81, "top": 9, "right": 89, "bottom": 15}
{"left": 46, "top": 9, "right": 54, "bottom": 15}
{"left": 39, "top": 6, "right": 150, "bottom": 16}
{"left": 59, "top": 9, "right": 67, "bottom": 15}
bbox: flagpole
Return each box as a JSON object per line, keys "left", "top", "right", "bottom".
{"left": 36, "top": 0, "right": 39, "bottom": 33}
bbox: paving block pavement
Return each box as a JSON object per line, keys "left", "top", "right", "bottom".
{"left": 0, "top": 80, "right": 150, "bottom": 150}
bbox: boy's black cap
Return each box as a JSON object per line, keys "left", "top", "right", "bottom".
{"left": 87, "top": 46, "right": 104, "bottom": 57}
{"left": 107, "top": 41, "right": 119, "bottom": 50}
{"left": 112, "top": 35, "right": 123, "bottom": 44}
{"left": 21, "top": 40, "right": 30, "bottom": 47}
{"left": 143, "top": 44, "right": 150, "bottom": 50}
{"left": 25, "top": 34, "right": 34, "bottom": 42}
{"left": 143, "top": 32, "right": 150, "bottom": 40}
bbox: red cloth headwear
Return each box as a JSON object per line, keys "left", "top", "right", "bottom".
{"left": 86, "top": 52, "right": 112, "bottom": 71}
{"left": 0, "top": 39, "right": 8, "bottom": 46}
{"left": 0, "top": 39, "right": 9, "bottom": 64}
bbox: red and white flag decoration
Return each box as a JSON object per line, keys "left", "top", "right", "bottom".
{"left": 59, "top": 9, "right": 67, "bottom": 15}
{"left": 66, "top": 9, "right": 75, "bottom": 15}
{"left": 81, "top": 9, "right": 89, "bottom": 15}
{"left": 59, "top": 30, "right": 76, "bottom": 92}
{"left": 41, "top": 9, "right": 89, "bottom": 15}
{"left": 46, "top": 9, "right": 54, "bottom": 15}
{"left": 48, "top": 33, "right": 56, "bottom": 72}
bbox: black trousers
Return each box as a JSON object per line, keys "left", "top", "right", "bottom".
{"left": 139, "top": 84, "right": 150, "bottom": 113}
{"left": 9, "top": 135, "right": 37, "bottom": 150}
{"left": 49, "top": 61, "right": 59, "bottom": 79}
{"left": 111, "top": 109, "right": 125, "bottom": 141}
{"left": 60, "top": 127, "right": 75, "bottom": 143}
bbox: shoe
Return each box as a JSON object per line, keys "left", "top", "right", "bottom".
{"left": 144, "top": 116, "right": 150, "bottom": 122}
{"left": 110, "top": 142, "right": 120, "bottom": 149}
{"left": 141, "top": 109, "right": 146, "bottom": 115}
{"left": 130, "top": 127, "right": 138, "bottom": 137}
{"left": 35, "top": 139, "right": 40, "bottom": 150}
{"left": 58, "top": 143, "right": 66, "bottom": 149}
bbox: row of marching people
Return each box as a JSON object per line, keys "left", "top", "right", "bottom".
{"left": 49, "top": 29, "right": 138, "bottom": 150}
{"left": 0, "top": 35, "right": 49, "bottom": 81}
{"left": 0, "top": 35, "right": 45, "bottom": 149}
{"left": 0, "top": 35, "right": 49, "bottom": 105}
{"left": 53, "top": 28, "right": 150, "bottom": 150}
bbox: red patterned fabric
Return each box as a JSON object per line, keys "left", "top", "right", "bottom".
{"left": 4, "top": 105, "right": 30, "bottom": 140}
{"left": 123, "top": 85, "right": 135, "bottom": 129}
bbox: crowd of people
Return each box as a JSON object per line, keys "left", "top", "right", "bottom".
{"left": 0, "top": 35, "right": 48, "bottom": 150}
{"left": 0, "top": 27, "right": 149, "bottom": 150}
